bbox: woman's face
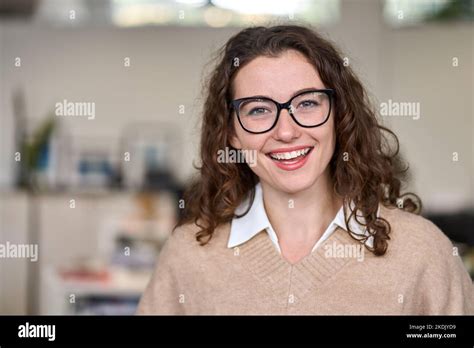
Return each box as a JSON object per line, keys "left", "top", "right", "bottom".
{"left": 230, "top": 49, "right": 336, "bottom": 194}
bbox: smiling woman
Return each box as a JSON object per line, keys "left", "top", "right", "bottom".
{"left": 136, "top": 25, "right": 474, "bottom": 315}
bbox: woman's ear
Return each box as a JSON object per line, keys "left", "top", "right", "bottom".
{"left": 230, "top": 134, "right": 242, "bottom": 150}
{"left": 228, "top": 113, "right": 242, "bottom": 149}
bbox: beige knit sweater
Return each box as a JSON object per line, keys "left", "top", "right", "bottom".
{"left": 136, "top": 205, "right": 474, "bottom": 315}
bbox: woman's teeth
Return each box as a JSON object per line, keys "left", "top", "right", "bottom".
{"left": 268, "top": 147, "right": 312, "bottom": 161}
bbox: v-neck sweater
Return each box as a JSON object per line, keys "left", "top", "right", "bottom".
{"left": 137, "top": 205, "right": 474, "bottom": 315}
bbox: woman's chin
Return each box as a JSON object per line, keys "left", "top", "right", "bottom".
{"left": 271, "top": 177, "right": 318, "bottom": 195}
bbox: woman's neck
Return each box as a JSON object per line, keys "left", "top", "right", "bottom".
{"left": 260, "top": 171, "right": 343, "bottom": 252}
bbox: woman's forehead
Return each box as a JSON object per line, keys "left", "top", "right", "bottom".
{"left": 232, "top": 50, "right": 324, "bottom": 101}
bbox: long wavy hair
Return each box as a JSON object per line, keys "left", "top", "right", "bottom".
{"left": 176, "top": 25, "right": 421, "bottom": 256}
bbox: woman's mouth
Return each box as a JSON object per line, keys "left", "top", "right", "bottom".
{"left": 266, "top": 146, "right": 314, "bottom": 171}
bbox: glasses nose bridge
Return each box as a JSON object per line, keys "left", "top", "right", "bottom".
{"left": 273, "top": 100, "right": 300, "bottom": 136}
{"left": 276, "top": 100, "right": 294, "bottom": 116}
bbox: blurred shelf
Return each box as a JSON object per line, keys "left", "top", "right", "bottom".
{"left": 40, "top": 265, "right": 151, "bottom": 315}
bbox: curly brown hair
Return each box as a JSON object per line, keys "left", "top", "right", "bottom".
{"left": 177, "top": 24, "right": 421, "bottom": 256}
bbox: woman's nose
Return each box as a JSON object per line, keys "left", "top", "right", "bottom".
{"left": 273, "top": 108, "right": 301, "bottom": 142}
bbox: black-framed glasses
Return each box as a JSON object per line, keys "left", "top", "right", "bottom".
{"left": 230, "top": 89, "right": 335, "bottom": 134}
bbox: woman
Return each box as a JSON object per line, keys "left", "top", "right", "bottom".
{"left": 137, "top": 25, "right": 474, "bottom": 315}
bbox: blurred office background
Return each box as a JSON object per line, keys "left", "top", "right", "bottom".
{"left": 0, "top": 0, "right": 472, "bottom": 314}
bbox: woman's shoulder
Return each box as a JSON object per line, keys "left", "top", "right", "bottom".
{"left": 379, "top": 205, "right": 456, "bottom": 258}
{"left": 164, "top": 221, "right": 232, "bottom": 257}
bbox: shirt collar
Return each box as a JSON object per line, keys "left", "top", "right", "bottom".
{"left": 228, "top": 183, "right": 378, "bottom": 250}
{"left": 228, "top": 182, "right": 276, "bottom": 249}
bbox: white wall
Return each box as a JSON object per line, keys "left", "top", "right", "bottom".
{"left": 379, "top": 23, "right": 473, "bottom": 212}
{"left": 0, "top": 24, "right": 239, "bottom": 186}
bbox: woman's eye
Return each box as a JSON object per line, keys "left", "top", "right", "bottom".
{"left": 248, "top": 107, "right": 270, "bottom": 115}
{"left": 298, "top": 100, "right": 319, "bottom": 108}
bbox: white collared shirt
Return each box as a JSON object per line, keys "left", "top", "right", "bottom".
{"left": 228, "top": 182, "right": 377, "bottom": 253}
